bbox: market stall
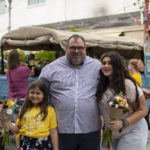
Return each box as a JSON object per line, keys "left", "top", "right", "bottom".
{"left": 1, "top": 26, "right": 144, "bottom": 74}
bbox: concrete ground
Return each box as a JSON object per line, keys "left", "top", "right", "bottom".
{"left": 4, "top": 131, "right": 150, "bottom": 150}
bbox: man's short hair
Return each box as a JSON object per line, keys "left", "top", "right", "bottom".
{"left": 66, "top": 34, "right": 86, "bottom": 47}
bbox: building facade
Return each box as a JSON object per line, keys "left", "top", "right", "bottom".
{"left": 0, "top": 0, "right": 147, "bottom": 40}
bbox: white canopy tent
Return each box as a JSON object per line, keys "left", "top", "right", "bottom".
{"left": 0, "top": 27, "right": 144, "bottom": 73}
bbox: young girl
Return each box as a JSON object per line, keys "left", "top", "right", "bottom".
{"left": 97, "top": 51, "right": 148, "bottom": 150}
{"left": 9, "top": 80, "right": 58, "bottom": 150}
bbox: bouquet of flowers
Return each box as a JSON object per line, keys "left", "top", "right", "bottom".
{"left": 0, "top": 99, "right": 16, "bottom": 145}
{"left": 103, "top": 92, "right": 128, "bottom": 143}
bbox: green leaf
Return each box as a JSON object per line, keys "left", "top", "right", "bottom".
{"left": 11, "top": 104, "right": 16, "bottom": 111}
{"left": 133, "top": 2, "right": 136, "bottom": 6}
{"left": 103, "top": 128, "right": 112, "bottom": 143}
{"left": 2, "top": 132, "right": 10, "bottom": 145}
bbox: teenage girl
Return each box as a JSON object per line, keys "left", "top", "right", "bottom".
{"left": 9, "top": 80, "right": 58, "bottom": 150}
{"left": 97, "top": 52, "right": 148, "bottom": 150}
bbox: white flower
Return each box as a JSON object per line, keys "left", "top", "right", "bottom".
{"left": 109, "top": 101, "right": 113, "bottom": 106}
{"left": 125, "top": 103, "right": 128, "bottom": 109}
{"left": 115, "top": 104, "right": 119, "bottom": 108}
{"left": 115, "top": 96, "right": 120, "bottom": 101}
{"left": 7, "top": 108, "right": 12, "bottom": 114}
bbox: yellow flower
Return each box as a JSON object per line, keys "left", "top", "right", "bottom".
{"left": 5, "top": 99, "right": 13, "bottom": 106}
{"left": 118, "top": 97, "right": 123, "bottom": 101}
{"left": 35, "top": 61, "right": 38, "bottom": 66}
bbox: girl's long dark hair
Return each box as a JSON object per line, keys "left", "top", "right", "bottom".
{"left": 96, "top": 51, "right": 139, "bottom": 107}
{"left": 19, "top": 80, "right": 49, "bottom": 121}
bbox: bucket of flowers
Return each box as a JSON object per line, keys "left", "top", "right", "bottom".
{"left": 103, "top": 92, "right": 128, "bottom": 143}
{"left": 0, "top": 99, "right": 16, "bottom": 145}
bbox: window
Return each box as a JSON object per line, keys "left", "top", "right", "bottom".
{"left": 0, "top": 0, "right": 6, "bottom": 13}
{"left": 28, "top": 0, "right": 46, "bottom": 5}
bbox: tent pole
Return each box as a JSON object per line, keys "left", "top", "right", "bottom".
{"left": 0, "top": 46, "right": 4, "bottom": 74}
{"left": 55, "top": 45, "right": 61, "bottom": 59}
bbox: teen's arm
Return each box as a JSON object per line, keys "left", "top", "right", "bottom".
{"left": 50, "top": 127, "right": 58, "bottom": 150}
{"left": 109, "top": 95, "right": 147, "bottom": 131}
{"left": 124, "top": 80, "right": 148, "bottom": 126}
{"left": 142, "top": 88, "right": 150, "bottom": 99}
{"left": 126, "top": 95, "right": 148, "bottom": 125}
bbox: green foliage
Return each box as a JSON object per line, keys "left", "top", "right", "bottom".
{"left": 133, "top": 0, "right": 145, "bottom": 10}
{"left": 0, "top": 49, "right": 56, "bottom": 62}
{"left": 17, "top": 49, "right": 28, "bottom": 62}
{"left": 0, "top": 49, "right": 9, "bottom": 60}
{"left": 0, "top": 49, "right": 26, "bottom": 61}
{"left": 35, "top": 50, "right": 56, "bottom": 61}
{"left": 70, "top": 27, "right": 80, "bottom": 32}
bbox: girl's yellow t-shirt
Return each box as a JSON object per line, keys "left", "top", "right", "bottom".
{"left": 129, "top": 71, "right": 142, "bottom": 87}
{"left": 16, "top": 105, "right": 57, "bottom": 138}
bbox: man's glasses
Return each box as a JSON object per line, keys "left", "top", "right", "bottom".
{"left": 68, "top": 46, "right": 85, "bottom": 51}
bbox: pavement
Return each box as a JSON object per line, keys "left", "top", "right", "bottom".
{"left": 4, "top": 131, "right": 150, "bottom": 150}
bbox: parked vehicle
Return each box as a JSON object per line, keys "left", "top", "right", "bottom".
{"left": 0, "top": 27, "right": 149, "bottom": 128}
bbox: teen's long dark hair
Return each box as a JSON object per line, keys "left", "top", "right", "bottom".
{"left": 96, "top": 51, "right": 139, "bottom": 107}
{"left": 19, "top": 80, "right": 49, "bottom": 121}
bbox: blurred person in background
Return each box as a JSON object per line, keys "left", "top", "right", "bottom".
{"left": 27, "top": 53, "right": 41, "bottom": 77}
{"left": 128, "top": 59, "right": 150, "bottom": 98}
{"left": 6, "top": 49, "right": 34, "bottom": 148}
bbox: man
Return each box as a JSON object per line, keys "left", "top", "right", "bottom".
{"left": 39, "top": 34, "right": 101, "bottom": 150}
